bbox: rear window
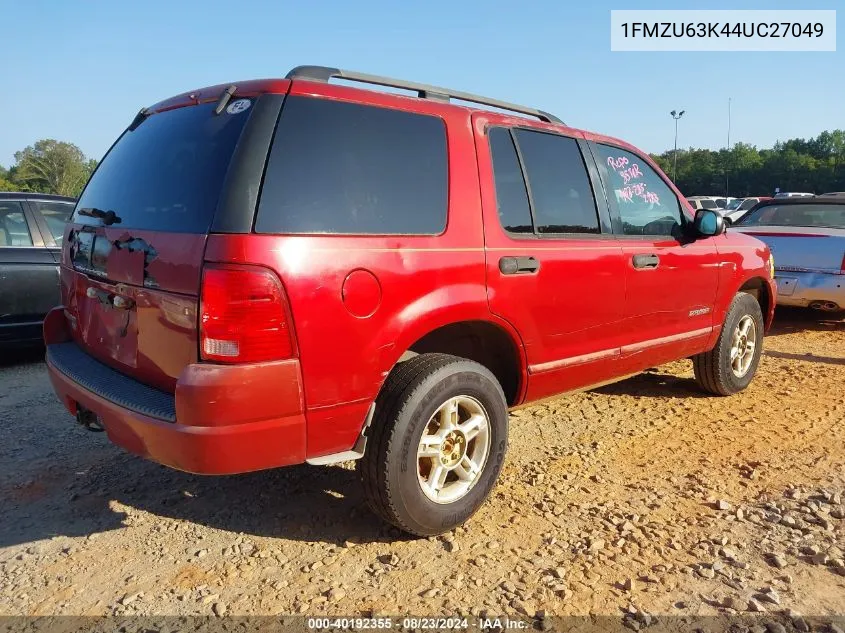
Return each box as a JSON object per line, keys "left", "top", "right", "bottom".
{"left": 701, "top": 199, "right": 718, "bottom": 210}
{"left": 256, "top": 96, "right": 447, "bottom": 235}
{"left": 0, "top": 202, "right": 33, "bottom": 247}
{"left": 738, "top": 203, "right": 845, "bottom": 229}
{"left": 73, "top": 100, "right": 252, "bottom": 233}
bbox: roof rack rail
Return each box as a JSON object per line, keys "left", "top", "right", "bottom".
{"left": 285, "top": 65, "right": 563, "bottom": 125}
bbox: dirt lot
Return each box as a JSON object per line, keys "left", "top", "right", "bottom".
{"left": 1, "top": 308, "right": 844, "bottom": 624}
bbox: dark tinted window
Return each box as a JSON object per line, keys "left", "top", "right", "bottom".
{"left": 701, "top": 199, "right": 718, "bottom": 210}
{"left": 595, "top": 144, "right": 682, "bottom": 236}
{"left": 32, "top": 201, "right": 73, "bottom": 244}
{"left": 73, "top": 100, "right": 252, "bottom": 233}
{"left": 256, "top": 97, "right": 447, "bottom": 235}
{"left": 488, "top": 128, "right": 532, "bottom": 234}
{"left": 0, "top": 202, "right": 33, "bottom": 247}
{"left": 512, "top": 129, "right": 599, "bottom": 234}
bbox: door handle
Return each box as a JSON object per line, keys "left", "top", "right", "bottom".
{"left": 632, "top": 253, "right": 660, "bottom": 269}
{"left": 499, "top": 256, "right": 540, "bottom": 275}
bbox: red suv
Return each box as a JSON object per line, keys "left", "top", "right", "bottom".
{"left": 45, "top": 65, "right": 776, "bottom": 536}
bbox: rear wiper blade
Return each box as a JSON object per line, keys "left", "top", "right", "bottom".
{"left": 77, "top": 207, "right": 122, "bottom": 226}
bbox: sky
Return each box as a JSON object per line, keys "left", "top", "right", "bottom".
{"left": 0, "top": 0, "right": 842, "bottom": 167}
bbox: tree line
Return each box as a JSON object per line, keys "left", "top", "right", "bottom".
{"left": 3, "top": 130, "right": 844, "bottom": 200}
{"left": 0, "top": 140, "right": 97, "bottom": 197}
{"left": 651, "top": 130, "right": 845, "bottom": 197}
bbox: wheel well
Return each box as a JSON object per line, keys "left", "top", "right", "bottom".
{"left": 403, "top": 321, "right": 522, "bottom": 406}
{"left": 739, "top": 277, "right": 770, "bottom": 318}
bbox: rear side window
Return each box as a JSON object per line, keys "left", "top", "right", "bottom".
{"left": 32, "top": 201, "right": 73, "bottom": 244}
{"left": 513, "top": 129, "right": 600, "bottom": 234}
{"left": 488, "top": 128, "right": 533, "bottom": 234}
{"left": 701, "top": 199, "right": 718, "bottom": 210}
{"left": 0, "top": 202, "right": 33, "bottom": 247}
{"left": 256, "top": 97, "right": 447, "bottom": 235}
{"left": 595, "top": 144, "right": 683, "bottom": 237}
{"left": 73, "top": 100, "right": 252, "bottom": 233}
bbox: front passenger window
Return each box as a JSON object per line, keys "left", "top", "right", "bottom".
{"left": 596, "top": 144, "right": 683, "bottom": 237}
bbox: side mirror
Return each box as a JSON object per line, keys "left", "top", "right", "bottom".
{"left": 694, "top": 209, "right": 725, "bottom": 237}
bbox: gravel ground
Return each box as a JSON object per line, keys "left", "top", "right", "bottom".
{"left": 1, "top": 308, "right": 844, "bottom": 624}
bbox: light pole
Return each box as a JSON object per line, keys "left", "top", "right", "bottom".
{"left": 670, "top": 110, "right": 685, "bottom": 182}
{"left": 726, "top": 97, "right": 731, "bottom": 197}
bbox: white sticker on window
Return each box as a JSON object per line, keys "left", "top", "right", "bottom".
{"left": 226, "top": 99, "right": 251, "bottom": 115}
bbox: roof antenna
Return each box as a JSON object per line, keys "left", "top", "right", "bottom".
{"left": 214, "top": 85, "right": 238, "bottom": 115}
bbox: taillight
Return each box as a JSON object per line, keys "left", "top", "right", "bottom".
{"left": 841, "top": 252, "right": 845, "bottom": 273}
{"left": 200, "top": 264, "right": 294, "bottom": 363}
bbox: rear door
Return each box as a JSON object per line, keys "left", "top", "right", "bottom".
{"left": 0, "top": 200, "right": 57, "bottom": 343}
{"left": 589, "top": 141, "right": 721, "bottom": 370}
{"left": 61, "top": 97, "right": 265, "bottom": 392}
{"left": 474, "top": 113, "right": 627, "bottom": 402}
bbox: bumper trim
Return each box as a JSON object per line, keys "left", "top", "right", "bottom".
{"left": 47, "top": 342, "right": 176, "bottom": 422}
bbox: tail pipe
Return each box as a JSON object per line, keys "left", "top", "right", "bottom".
{"left": 809, "top": 300, "right": 840, "bottom": 312}
{"left": 76, "top": 406, "right": 104, "bottom": 432}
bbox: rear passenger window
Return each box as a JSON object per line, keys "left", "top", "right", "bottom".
{"left": 0, "top": 203, "right": 33, "bottom": 247}
{"left": 488, "top": 128, "right": 533, "bottom": 234}
{"left": 595, "top": 144, "right": 683, "bottom": 237}
{"left": 512, "top": 129, "right": 600, "bottom": 234}
{"left": 256, "top": 97, "right": 447, "bottom": 235}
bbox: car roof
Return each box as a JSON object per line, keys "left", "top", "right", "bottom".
{"left": 752, "top": 197, "right": 845, "bottom": 208}
{"left": 148, "top": 67, "right": 659, "bottom": 160}
{"left": 0, "top": 192, "right": 76, "bottom": 203}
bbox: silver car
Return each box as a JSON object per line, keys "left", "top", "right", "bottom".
{"left": 732, "top": 199, "right": 845, "bottom": 312}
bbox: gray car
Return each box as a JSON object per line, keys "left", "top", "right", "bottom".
{"left": 731, "top": 198, "right": 845, "bottom": 312}
{"left": 0, "top": 192, "right": 75, "bottom": 347}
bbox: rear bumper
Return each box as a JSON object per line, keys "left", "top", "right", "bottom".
{"left": 44, "top": 310, "right": 307, "bottom": 475}
{"left": 775, "top": 271, "right": 845, "bottom": 310}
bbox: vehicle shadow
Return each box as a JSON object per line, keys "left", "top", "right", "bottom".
{"left": 0, "top": 344, "right": 45, "bottom": 367}
{"left": 0, "top": 423, "right": 404, "bottom": 548}
{"left": 767, "top": 306, "right": 844, "bottom": 337}
{"left": 764, "top": 349, "right": 845, "bottom": 366}
{"left": 591, "top": 366, "right": 709, "bottom": 400}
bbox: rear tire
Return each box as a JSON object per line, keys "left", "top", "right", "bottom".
{"left": 358, "top": 353, "right": 508, "bottom": 537}
{"left": 693, "top": 292, "right": 764, "bottom": 396}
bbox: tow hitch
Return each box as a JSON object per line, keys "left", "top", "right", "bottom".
{"left": 76, "top": 406, "right": 105, "bottom": 432}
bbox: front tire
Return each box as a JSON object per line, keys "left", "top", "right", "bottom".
{"left": 358, "top": 353, "right": 508, "bottom": 537}
{"left": 693, "top": 292, "right": 764, "bottom": 395}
